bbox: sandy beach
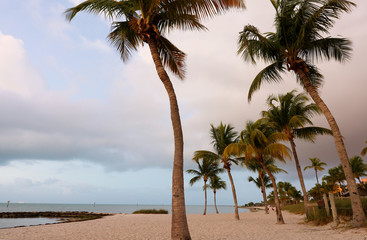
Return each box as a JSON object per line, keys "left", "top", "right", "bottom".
{"left": 0, "top": 210, "right": 366, "bottom": 240}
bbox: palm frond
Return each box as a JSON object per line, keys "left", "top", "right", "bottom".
{"left": 248, "top": 62, "right": 285, "bottom": 101}
{"left": 156, "top": 36, "right": 186, "bottom": 79}
{"left": 108, "top": 20, "right": 141, "bottom": 61}
{"left": 65, "top": 0, "right": 137, "bottom": 21}
{"left": 293, "top": 126, "right": 332, "bottom": 142}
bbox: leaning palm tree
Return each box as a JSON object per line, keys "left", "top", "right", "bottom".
{"left": 208, "top": 175, "right": 227, "bottom": 214}
{"left": 304, "top": 157, "right": 327, "bottom": 185}
{"left": 262, "top": 90, "right": 332, "bottom": 214}
{"left": 224, "top": 119, "right": 291, "bottom": 224}
{"left": 237, "top": 0, "right": 365, "bottom": 227}
{"left": 349, "top": 156, "right": 367, "bottom": 188}
{"left": 193, "top": 122, "right": 240, "bottom": 219}
{"left": 187, "top": 158, "right": 224, "bottom": 215}
{"left": 65, "top": 0, "right": 245, "bottom": 238}
{"left": 247, "top": 158, "right": 286, "bottom": 214}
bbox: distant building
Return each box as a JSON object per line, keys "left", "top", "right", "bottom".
{"left": 361, "top": 177, "right": 367, "bottom": 184}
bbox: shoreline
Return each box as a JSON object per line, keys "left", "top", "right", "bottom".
{"left": 0, "top": 211, "right": 365, "bottom": 239}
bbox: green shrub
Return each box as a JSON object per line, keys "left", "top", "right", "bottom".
{"left": 132, "top": 209, "right": 168, "bottom": 214}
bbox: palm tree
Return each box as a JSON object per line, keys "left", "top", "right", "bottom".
{"left": 224, "top": 120, "right": 291, "bottom": 224}
{"left": 247, "top": 158, "right": 286, "bottom": 214}
{"left": 237, "top": 0, "right": 365, "bottom": 227}
{"left": 349, "top": 156, "right": 367, "bottom": 188}
{"left": 208, "top": 176, "right": 227, "bottom": 214}
{"left": 65, "top": 0, "right": 245, "bottom": 238}
{"left": 328, "top": 164, "right": 345, "bottom": 196}
{"left": 304, "top": 157, "right": 327, "bottom": 185}
{"left": 193, "top": 123, "right": 240, "bottom": 219}
{"left": 262, "top": 90, "right": 332, "bottom": 213}
{"left": 187, "top": 158, "right": 224, "bottom": 215}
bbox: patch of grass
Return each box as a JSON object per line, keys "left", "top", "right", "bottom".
{"left": 281, "top": 203, "right": 305, "bottom": 215}
{"left": 132, "top": 209, "right": 168, "bottom": 214}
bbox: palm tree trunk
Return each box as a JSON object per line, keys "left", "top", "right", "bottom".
{"left": 322, "top": 193, "right": 330, "bottom": 217}
{"left": 214, "top": 189, "right": 219, "bottom": 214}
{"left": 297, "top": 69, "right": 366, "bottom": 227}
{"left": 226, "top": 167, "right": 240, "bottom": 220}
{"left": 147, "top": 39, "right": 191, "bottom": 239}
{"left": 289, "top": 138, "right": 309, "bottom": 216}
{"left": 315, "top": 169, "right": 319, "bottom": 185}
{"left": 259, "top": 173, "right": 269, "bottom": 214}
{"left": 203, "top": 180, "right": 207, "bottom": 215}
{"left": 261, "top": 160, "right": 284, "bottom": 224}
{"left": 329, "top": 191, "right": 339, "bottom": 226}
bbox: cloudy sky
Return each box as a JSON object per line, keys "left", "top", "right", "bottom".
{"left": 0, "top": 0, "right": 366, "bottom": 206}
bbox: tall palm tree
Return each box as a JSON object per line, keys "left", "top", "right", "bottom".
{"left": 187, "top": 158, "right": 224, "bottom": 215}
{"left": 193, "top": 122, "right": 240, "bottom": 219}
{"left": 247, "top": 158, "right": 286, "bottom": 214}
{"left": 224, "top": 120, "right": 291, "bottom": 224}
{"left": 208, "top": 175, "right": 227, "bottom": 214}
{"left": 262, "top": 90, "right": 332, "bottom": 214}
{"left": 304, "top": 157, "right": 327, "bottom": 185}
{"left": 65, "top": 0, "right": 245, "bottom": 238}
{"left": 237, "top": 0, "right": 365, "bottom": 227}
{"left": 349, "top": 156, "right": 367, "bottom": 188}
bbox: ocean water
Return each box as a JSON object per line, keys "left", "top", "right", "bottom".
{"left": 0, "top": 203, "right": 249, "bottom": 229}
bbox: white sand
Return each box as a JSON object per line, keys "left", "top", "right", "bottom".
{"left": 0, "top": 210, "right": 366, "bottom": 240}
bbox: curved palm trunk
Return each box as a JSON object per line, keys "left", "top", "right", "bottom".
{"left": 261, "top": 160, "right": 284, "bottom": 224}
{"left": 297, "top": 70, "right": 366, "bottom": 227}
{"left": 203, "top": 180, "right": 207, "bottom": 215}
{"left": 147, "top": 39, "right": 191, "bottom": 239}
{"left": 213, "top": 189, "right": 219, "bottom": 214}
{"left": 225, "top": 167, "right": 240, "bottom": 220}
{"left": 259, "top": 172, "right": 269, "bottom": 214}
{"left": 289, "top": 138, "right": 310, "bottom": 216}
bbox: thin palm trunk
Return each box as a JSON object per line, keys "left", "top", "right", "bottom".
{"left": 147, "top": 39, "right": 190, "bottom": 239}
{"left": 259, "top": 172, "right": 269, "bottom": 214}
{"left": 315, "top": 169, "right": 319, "bottom": 185}
{"left": 322, "top": 193, "right": 330, "bottom": 217}
{"left": 213, "top": 189, "right": 219, "bottom": 214}
{"left": 289, "top": 138, "right": 309, "bottom": 216}
{"left": 203, "top": 180, "right": 207, "bottom": 215}
{"left": 261, "top": 160, "right": 284, "bottom": 224}
{"left": 329, "top": 191, "right": 339, "bottom": 225}
{"left": 226, "top": 167, "right": 240, "bottom": 220}
{"left": 297, "top": 69, "right": 366, "bottom": 227}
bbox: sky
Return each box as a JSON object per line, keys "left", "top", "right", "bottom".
{"left": 0, "top": 0, "right": 366, "bottom": 206}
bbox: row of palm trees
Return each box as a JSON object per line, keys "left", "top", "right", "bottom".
{"left": 187, "top": 90, "right": 331, "bottom": 224}
{"left": 64, "top": 0, "right": 365, "bottom": 238}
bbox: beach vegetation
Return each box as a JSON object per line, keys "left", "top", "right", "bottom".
{"left": 65, "top": 0, "right": 245, "bottom": 238}
{"left": 237, "top": 0, "right": 365, "bottom": 227}
{"left": 132, "top": 209, "right": 168, "bottom": 214}
{"left": 193, "top": 123, "right": 241, "bottom": 220}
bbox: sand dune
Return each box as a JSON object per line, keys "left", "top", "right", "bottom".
{"left": 0, "top": 210, "right": 366, "bottom": 240}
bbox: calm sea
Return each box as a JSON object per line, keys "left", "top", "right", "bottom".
{"left": 0, "top": 203, "right": 249, "bottom": 229}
